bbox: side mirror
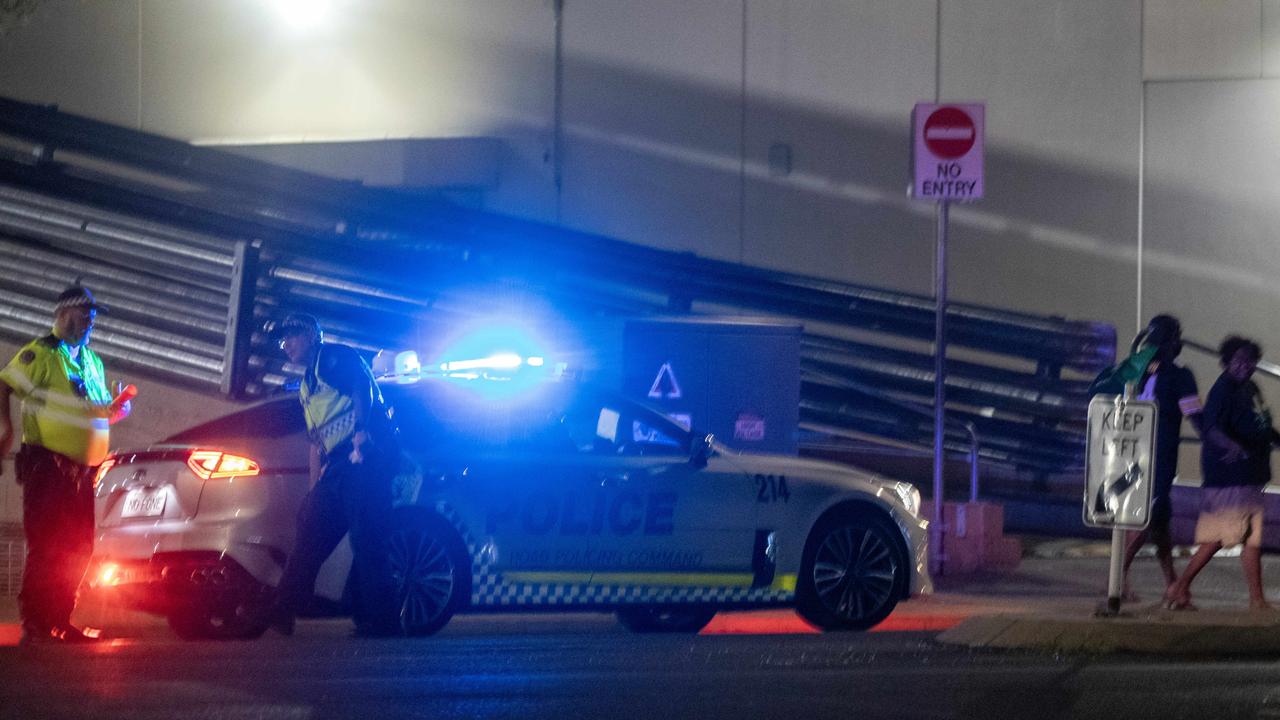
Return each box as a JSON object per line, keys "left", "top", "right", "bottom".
{"left": 689, "top": 434, "right": 714, "bottom": 469}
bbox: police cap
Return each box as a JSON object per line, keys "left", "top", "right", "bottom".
{"left": 55, "top": 285, "right": 107, "bottom": 314}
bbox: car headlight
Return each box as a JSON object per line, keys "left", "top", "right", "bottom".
{"left": 886, "top": 481, "right": 921, "bottom": 517}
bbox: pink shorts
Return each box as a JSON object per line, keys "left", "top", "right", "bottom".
{"left": 1194, "top": 485, "right": 1265, "bottom": 548}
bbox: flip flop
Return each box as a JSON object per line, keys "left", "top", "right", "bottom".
{"left": 1161, "top": 593, "right": 1197, "bottom": 611}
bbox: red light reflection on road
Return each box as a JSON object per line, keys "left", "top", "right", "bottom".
{"left": 701, "top": 609, "right": 965, "bottom": 635}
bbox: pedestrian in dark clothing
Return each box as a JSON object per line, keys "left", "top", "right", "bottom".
{"left": 267, "top": 313, "right": 402, "bottom": 636}
{"left": 1119, "top": 315, "right": 1203, "bottom": 601}
{"left": 1164, "top": 336, "right": 1279, "bottom": 610}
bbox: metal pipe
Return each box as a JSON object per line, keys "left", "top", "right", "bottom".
{"left": 0, "top": 213, "right": 233, "bottom": 289}
{"left": 0, "top": 312, "right": 225, "bottom": 373}
{"left": 0, "top": 240, "right": 232, "bottom": 308}
{"left": 802, "top": 367, "right": 983, "bottom": 493}
{"left": 0, "top": 269, "right": 229, "bottom": 336}
{"left": 0, "top": 241, "right": 231, "bottom": 312}
{"left": 269, "top": 265, "right": 436, "bottom": 309}
{"left": 932, "top": 201, "right": 948, "bottom": 576}
{"left": 0, "top": 289, "right": 225, "bottom": 360}
{"left": 0, "top": 318, "right": 222, "bottom": 388}
{"left": 962, "top": 420, "right": 979, "bottom": 502}
{"left": 0, "top": 196, "right": 235, "bottom": 268}
{"left": 0, "top": 183, "right": 240, "bottom": 255}
{"left": 1184, "top": 338, "right": 1280, "bottom": 381}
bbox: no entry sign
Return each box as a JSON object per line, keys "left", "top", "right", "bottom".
{"left": 912, "top": 103, "right": 984, "bottom": 201}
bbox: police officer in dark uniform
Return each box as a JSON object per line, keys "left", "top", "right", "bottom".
{"left": 267, "top": 313, "right": 401, "bottom": 636}
{"left": 0, "top": 286, "right": 132, "bottom": 644}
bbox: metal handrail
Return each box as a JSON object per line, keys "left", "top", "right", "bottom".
{"left": 804, "top": 369, "right": 981, "bottom": 501}
{"left": 1184, "top": 338, "right": 1280, "bottom": 381}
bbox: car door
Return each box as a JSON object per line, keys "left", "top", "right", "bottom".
{"left": 578, "top": 401, "right": 761, "bottom": 590}
{"left": 429, "top": 394, "right": 608, "bottom": 590}
{"left": 465, "top": 450, "right": 607, "bottom": 584}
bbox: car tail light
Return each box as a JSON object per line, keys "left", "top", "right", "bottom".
{"left": 94, "top": 457, "right": 116, "bottom": 487}
{"left": 95, "top": 562, "right": 121, "bottom": 587}
{"left": 186, "top": 450, "right": 261, "bottom": 480}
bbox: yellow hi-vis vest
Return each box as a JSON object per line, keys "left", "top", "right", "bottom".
{"left": 299, "top": 345, "right": 370, "bottom": 455}
{"left": 0, "top": 333, "right": 112, "bottom": 466}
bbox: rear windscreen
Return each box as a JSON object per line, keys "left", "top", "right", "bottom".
{"left": 164, "top": 399, "right": 306, "bottom": 444}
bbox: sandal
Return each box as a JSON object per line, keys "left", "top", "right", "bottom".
{"left": 1161, "top": 591, "right": 1197, "bottom": 611}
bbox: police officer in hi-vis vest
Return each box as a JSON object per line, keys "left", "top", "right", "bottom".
{"left": 0, "top": 286, "right": 133, "bottom": 644}
{"left": 267, "top": 313, "right": 401, "bottom": 637}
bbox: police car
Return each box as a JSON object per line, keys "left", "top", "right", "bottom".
{"left": 89, "top": 371, "right": 931, "bottom": 639}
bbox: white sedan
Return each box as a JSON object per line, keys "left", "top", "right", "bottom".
{"left": 89, "top": 377, "right": 931, "bottom": 638}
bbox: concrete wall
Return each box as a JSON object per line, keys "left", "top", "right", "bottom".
{"left": 2, "top": 1, "right": 1280, "bottom": 484}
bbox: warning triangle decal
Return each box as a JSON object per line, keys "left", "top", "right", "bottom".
{"left": 647, "top": 362, "right": 682, "bottom": 399}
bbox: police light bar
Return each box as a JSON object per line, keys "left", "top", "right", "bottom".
{"left": 439, "top": 353, "right": 532, "bottom": 373}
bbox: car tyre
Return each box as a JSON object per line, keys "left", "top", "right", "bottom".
{"left": 166, "top": 603, "right": 269, "bottom": 641}
{"left": 616, "top": 606, "right": 717, "bottom": 634}
{"left": 389, "top": 510, "right": 470, "bottom": 637}
{"left": 795, "top": 509, "right": 907, "bottom": 631}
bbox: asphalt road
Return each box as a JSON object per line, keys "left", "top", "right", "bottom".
{"left": 5, "top": 614, "right": 1280, "bottom": 720}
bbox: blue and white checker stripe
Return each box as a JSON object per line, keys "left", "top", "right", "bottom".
{"left": 431, "top": 501, "right": 794, "bottom": 607}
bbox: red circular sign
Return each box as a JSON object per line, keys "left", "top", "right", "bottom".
{"left": 923, "top": 107, "right": 976, "bottom": 159}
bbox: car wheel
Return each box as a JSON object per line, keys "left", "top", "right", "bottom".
{"left": 167, "top": 603, "right": 269, "bottom": 641}
{"left": 389, "top": 511, "right": 470, "bottom": 637}
{"left": 795, "top": 510, "right": 907, "bottom": 631}
{"left": 616, "top": 606, "right": 717, "bottom": 633}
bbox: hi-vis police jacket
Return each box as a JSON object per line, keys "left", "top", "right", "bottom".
{"left": 299, "top": 343, "right": 388, "bottom": 456}
{"left": 0, "top": 333, "right": 113, "bottom": 467}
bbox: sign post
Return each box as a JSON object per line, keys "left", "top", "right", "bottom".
{"left": 1084, "top": 389, "right": 1157, "bottom": 615}
{"left": 912, "top": 103, "right": 984, "bottom": 576}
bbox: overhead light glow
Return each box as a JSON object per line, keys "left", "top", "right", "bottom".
{"left": 268, "top": 0, "right": 334, "bottom": 32}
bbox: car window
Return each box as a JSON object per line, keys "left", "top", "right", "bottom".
{"left": 385, "top": 382, "right": 574, "bottom": 455}
{"left": 380, "top": 380, "right": 692, "bottom": 457}
{"left": 562, "top": 400, "right": 690, "bottom": 456}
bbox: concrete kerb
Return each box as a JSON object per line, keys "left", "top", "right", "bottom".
{"left": 937, "top": 607, "right": 1280, "bottom": 655}
{"left": 929, "top": 548, "right": 1280, "bottom": 655}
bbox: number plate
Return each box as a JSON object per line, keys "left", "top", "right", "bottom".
{"left": 121, "top": 487, "right": 167, "bottom": 518}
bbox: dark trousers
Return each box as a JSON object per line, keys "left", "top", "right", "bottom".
{"left": 276, "top": 445, "right": 399, "bottom": 631}
{"left": 16, "top": 444, "right": 96, "bottom": 631}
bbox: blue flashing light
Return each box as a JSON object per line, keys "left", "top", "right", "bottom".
{"left": 440, "top": 353, "right": 524, "bottom": 373}
{"left": 431, "top": 322, "right": 561, "bottom": 402}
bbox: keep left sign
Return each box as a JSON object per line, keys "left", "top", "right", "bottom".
{"left": 912, "top": 103, "right": 984, "bottom": 201}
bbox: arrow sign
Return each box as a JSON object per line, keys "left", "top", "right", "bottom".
{"left": 1084, "top": 396, "right": 1157, "bottom": 529}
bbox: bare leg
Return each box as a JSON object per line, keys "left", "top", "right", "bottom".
{"left": 1242, "top": 545, "right": 1270, "bottom": 610}
{"left": 1120, "top": 529, "right": 1147, "bottom": 600}
{"left": 1152, "top": 532, "right": 1177, "bottom": 588}
{"left": 1166, "top": 541, "right": 1222, "bottom": 608}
